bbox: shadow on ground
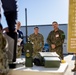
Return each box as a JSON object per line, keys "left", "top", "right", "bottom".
{"left": 74, "top": 72, "right": 76, "bottom": 75}
{"left": 72, "top": 55, "right": 75, "bottom": 60}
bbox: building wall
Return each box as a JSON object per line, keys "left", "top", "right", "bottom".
{"left": 20, "top": 24, "right": 67, "bottom": 43}
{"left": 20, "top": 24, "right": 68, "bottom": 54}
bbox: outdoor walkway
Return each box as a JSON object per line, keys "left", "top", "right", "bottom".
{"left": 64, "top": 54, "right": 76, "bottom": 75}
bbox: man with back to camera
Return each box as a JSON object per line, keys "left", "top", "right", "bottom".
{"left": 47, "top": 21, "right": 65, "bottom": 60}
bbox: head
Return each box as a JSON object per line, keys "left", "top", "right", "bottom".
{"left": 52, "top": 21, "right": 59, "bottom": 31}
{"left": 16, "top": 21, "right": 21, "bottom": 30}
{"left": 0, "top": 23, "right": 3, "bottom": 32}
{"left": 34, "top": 27, "right": 39, "bottom": 35}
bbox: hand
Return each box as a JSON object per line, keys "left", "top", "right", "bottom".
{"left": 3, "top": 27, "right": 9, "bottom": 32}
{"left": 3, "top": 27, "right": 17, "bottom": 32}
{"left": 51, "top": 44, "right": 56, "bottom": 49}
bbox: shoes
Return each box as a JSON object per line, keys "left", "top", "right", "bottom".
{"left": 61, "top": 60, "right": 66, "bottom": 63}
{"left": 72, "top": 67, "right": 76, "bottom": 72}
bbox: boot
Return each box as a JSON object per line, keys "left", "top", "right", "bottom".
{"left": 72, "top": 54, "right": 76, "bottom": 72}
{"left": 72, "top": 64, "right": 76, "bottom": 72}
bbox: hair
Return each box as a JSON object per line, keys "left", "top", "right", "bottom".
{"left": 52, "top": 21, "right": 58, "bottom": 24}
{"left": 34, "top": 26, "right": 39, "bottom": 29}
{"left": 0, "top": 23, "right": 3, "bottom": 30}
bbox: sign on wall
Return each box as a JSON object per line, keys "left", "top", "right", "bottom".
{"left": 68, "top": 0, "right": 76, "bottom": 53}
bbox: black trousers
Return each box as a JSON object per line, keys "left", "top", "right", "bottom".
{"left": 1, "top": 0, "right": 17, "bottom": 32}
{"left": 6, "top": 32, "right": 17, "bottom": 68}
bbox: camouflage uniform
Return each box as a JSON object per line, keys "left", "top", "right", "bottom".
{"left": 47, "top": 29, "right": 65, "bottom": 59}
{"left": 16, "top": 46, "right": 22, "bottom": 58}
{"left": 28, "top": 33, "right": 44, "bottom": 58}
{"left": 0, "top": 32, "right": 9, "bottom": 75}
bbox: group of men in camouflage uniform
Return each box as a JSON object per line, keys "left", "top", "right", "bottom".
{"left": 0, "top": 6, "right": 65, "bottom": 73}
{"left": 0, "top": 0, "right": 65, "bottom": 74}
{"left": 29, "top": 21, "right": 65, "bottom": 60}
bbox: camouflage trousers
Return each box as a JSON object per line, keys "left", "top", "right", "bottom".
{"left": 0, "top": 32, "right": 9, "bottom": 75}
{"left": 32, "top": 48, "right": 42, "bottom": 58}
{"left": 50, "top": 47, "right": 63, "bottom": 60}
{"left": 0, "top": 72, "right": 9, "bottom": 75}
{"left": 16, "top": 46, "right": 22, "bottom": 58}
{"left": 0, "top": 52, "right": 9, "bottom": 75}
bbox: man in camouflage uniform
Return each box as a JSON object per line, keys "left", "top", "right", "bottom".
{"left": 47, "top": 21, "right": 65, "bottom": 60}
{"left": 0, "top": 24, "right": 9, "bottom": 75}
{"left": 28, "top": 27, "right": 44, "bottom": 58}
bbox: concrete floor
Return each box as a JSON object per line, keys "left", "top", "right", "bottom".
{"left": 17, "top": 54, "right": 76, "bottom": 75}
{"left": 64, "top": 54, "right": 76, "bottom": 75}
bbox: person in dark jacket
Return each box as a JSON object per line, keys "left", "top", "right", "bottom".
{"left": 16, "top": 21, "right": 24, "bottom": 57}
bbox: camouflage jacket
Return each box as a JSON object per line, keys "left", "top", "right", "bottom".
{"left": 47, "top": 29, "right": 65, "bottom": 59}
{"left": 28, "top": 33, "right": 44, "bottom": 57}
{"left": 47, "top": 29, "right": 65, "bottom": 51}
{"left": 0, "top": 32, "right": 9, "bottom": 74}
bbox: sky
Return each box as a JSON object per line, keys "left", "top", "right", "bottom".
{"left": 1, "top": 0, "right": 69, "bottom": 28}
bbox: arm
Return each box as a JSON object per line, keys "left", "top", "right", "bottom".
{"left": 47, "top": 32, "right": 52, "bottom": 45}
{"left": 47, "top": 32, "right": 55, "bottom": 49}
{"left": 0, "top": 33, "right": 7, "bottom": 51}
{"left": 41, "top": 35, "right": 44, "bottom": 49}
{"left": 28, "top": 34, "right": 34, "bottom": 43}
